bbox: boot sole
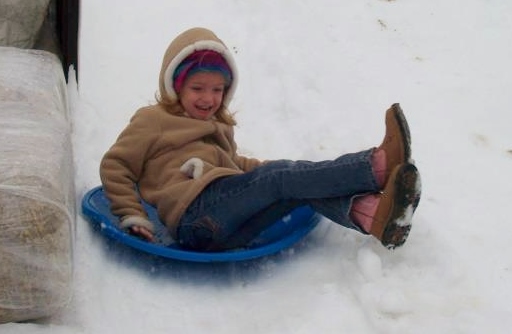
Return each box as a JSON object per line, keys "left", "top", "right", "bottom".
{"left": 391, "top": 103, "right": 412, "bottom": 163}
{"left": 381, "top": 163, "right": 421, "bottom": 249}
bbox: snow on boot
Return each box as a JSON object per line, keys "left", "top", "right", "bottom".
{"left": 369, "top": 163, "right": 421, "bottom": 249}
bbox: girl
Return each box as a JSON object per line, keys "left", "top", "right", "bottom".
{"left": 100, "top": 27, "right": 421, "bottom": 251}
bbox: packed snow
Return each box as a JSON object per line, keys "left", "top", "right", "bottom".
{"left": 2, "top": 0, "right": 512, "bottom": 333}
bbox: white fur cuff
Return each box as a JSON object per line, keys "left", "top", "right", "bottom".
{"left": 120, "top": 215, "right": 155, "bottom": 233}
{"left": 180, "top": 157, "right": 204, "bottom": 179}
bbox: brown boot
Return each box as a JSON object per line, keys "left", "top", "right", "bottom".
{"left": 376, "top": 103, "right": 412, "bottom": 185}
{"left": 369, "top": 163, "right": 421, "bottom": 249}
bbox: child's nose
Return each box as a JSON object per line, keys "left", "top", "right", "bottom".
{"left": 201, "top": 91, "right": 215, "bottom": 102}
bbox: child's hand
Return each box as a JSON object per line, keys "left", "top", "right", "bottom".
{"left": 120, "top": 215, "right": 155, "bottom": 242}
{"left": 128, "top": 225, "right": 155, "bottom": 243}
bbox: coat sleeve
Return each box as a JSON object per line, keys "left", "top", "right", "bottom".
{"left": 234, "top": 154, "right": 263, "bottom": 172}
{"left": 99, "top": 111, "right": 157, "bottom": 219}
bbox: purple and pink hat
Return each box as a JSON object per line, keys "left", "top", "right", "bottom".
{"left": 172, "top": 50, "right": 233, "bottom": 94}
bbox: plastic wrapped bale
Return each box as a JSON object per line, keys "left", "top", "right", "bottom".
{"left": 0, "top": 0, "right": 51, "bottom": 48}
{"left": 0, "top": 47, "right": 75, "bottom": 323}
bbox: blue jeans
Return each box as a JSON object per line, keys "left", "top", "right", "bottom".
{"left": 177, "top": 149, "right": 378, "bottom": 250}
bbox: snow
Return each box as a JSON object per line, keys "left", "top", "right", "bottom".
{"left": 3, "top": 0, "right": 512, "bottom": 333}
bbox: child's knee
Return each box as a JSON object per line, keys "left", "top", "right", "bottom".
{"left": 177, "top": 215, "right": 221, "bottom": 250}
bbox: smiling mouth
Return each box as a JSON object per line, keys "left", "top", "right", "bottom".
{"left": 196, "top": 106, "right": 213, "bottom": 112}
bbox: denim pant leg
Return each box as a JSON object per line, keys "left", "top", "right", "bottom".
{"left": 219, "top": 199, "right": 307, "bottom": 249}
{"left": 177, "top": 149, "right": 378, "bottom": 250}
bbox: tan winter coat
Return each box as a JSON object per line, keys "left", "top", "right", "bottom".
{"left": 100, "top": 28, "right": 262, "bottom": 238}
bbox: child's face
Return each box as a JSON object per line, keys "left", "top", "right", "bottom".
{"left": 179, "top": 72, "right": 226, "bottom": 121}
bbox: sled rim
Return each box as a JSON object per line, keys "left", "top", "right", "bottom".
{"left": 81, "top": 186, "right": 320, "bottom": 262}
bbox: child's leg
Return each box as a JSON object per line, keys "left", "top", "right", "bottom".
{"left": 177, "top": 149, "right": 377, "bottom": 250}
{"left": 178, "top": 150, "right": 379, "bottom": 249}
{"left": 177, "top": 162, "right": 421, "bottom": 251}
{"left": 216, "top": 199, "right": 306, "bottom": 250}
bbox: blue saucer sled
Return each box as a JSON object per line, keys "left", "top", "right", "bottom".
{"left": 81, "top": 186, "right": 321, "bottom": 262}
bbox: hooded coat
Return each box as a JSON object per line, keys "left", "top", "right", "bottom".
{"left": 99, "top": 27, "right": 262, "bottom": 238}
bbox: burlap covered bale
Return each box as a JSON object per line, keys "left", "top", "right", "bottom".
{"left": 0, "top": 47, "right": 75, "bottom": 323}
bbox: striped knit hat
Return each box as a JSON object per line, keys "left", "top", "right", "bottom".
{"left": 172, "top": 50, "right": 233, "bottom": 94}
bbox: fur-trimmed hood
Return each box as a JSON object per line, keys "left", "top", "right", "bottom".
{"left": 158, "top": 27, "right": 238, "bottom": 106}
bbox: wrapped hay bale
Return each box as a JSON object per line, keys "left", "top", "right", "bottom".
{"left": 0, "top": 0, "right": 51, "bottom": 49}
{"left": 0, "top": 47, "right": 75, "bottom": 323}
